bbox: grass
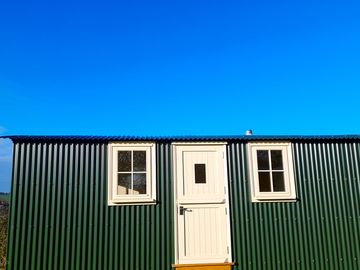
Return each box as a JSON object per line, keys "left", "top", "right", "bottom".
{"left": 0, "top": 209, "right": 8, "bottom": 268}
{"left": 0, "top": 193, "right": 9, "bottom": 268}
{"left": 0, "top": 194, "right": 9, "bottom": 203}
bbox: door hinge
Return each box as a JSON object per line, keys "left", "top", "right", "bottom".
{"left": 227, "top": 246, "right": 229, "bottom": 253}
{"left": 225, "top": 208, "right": 227, "bottom": 215}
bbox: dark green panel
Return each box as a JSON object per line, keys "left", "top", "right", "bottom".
{"left": 7, "top": 142, "right": 174, "bottom": 270}
{"left": 227, "top": 142, "right": 360, "bottom": 270}
{"left": 6, "top": 138, "right": 360, "bottom": 270}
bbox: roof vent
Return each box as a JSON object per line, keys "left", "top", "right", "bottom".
{"left": 245, "top": 130, "right": 253, "bottom": 136}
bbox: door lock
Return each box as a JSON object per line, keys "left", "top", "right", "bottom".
{"left": 179, "top": 206, "right": 192, "bottom": 215}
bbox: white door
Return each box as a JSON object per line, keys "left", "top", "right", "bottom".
{"left": 174, "top": 144, "right": 232, "bottom": 264}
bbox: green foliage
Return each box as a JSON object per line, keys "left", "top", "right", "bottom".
{"left": 0, "top": 200, "right": 8, "bottom": 268}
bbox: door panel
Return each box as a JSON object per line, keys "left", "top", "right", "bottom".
{"left": 179, "top": 204, "right": 228, "bottom": 262}
{"left": 180, "top": 150, "right": 225, "bottom": 203}
{"left": 174, "top": 145, "right": 231, "bottom": 264}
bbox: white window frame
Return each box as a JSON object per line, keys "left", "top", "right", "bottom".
{"left": 108, "top": 142, "right": 156, "bottom": 205}
{"left": 248, "top": 142, "right": 296, "bottom": 202}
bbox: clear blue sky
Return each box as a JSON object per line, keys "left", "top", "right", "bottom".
{"left": 1, "top": 0, "right": 360, "bottom": 191}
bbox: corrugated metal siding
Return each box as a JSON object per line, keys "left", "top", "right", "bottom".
{"left": 7, "top": 139, "right": 360, "bottom": 270}
{"left": 228, "top": 142, "right": 360, "bottom": 270}
{"left": 7, "top": 142, "right": 174, "bottom": 270}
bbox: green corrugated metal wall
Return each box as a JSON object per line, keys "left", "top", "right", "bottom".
{"left": 6, "top": 140, "right": 360, "bottom": 269}
{"left": 7, "top": 142, "right": 174, "bottom": 270}
{"left": 228, "top": 142, "right": 360, "bottom": 270}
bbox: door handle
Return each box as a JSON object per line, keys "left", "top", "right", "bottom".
{"left": 179, "top": 206, "right": 192, "bottom": 215}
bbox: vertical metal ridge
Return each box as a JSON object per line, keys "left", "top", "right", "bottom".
{"left": 6, "top": 140, "right": 360, "bottom": 269}
{"left": 6, "top": 142, "right": 18, "bottom": 269}
{"left": 228, "top": 141, "right": 360, "bottom": 270}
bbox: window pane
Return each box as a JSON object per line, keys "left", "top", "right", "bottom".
{"left": 133, "top": 151, "right": 146, "bottom": 171}
{"left": 257, "top": 150, "right": 269, "bottom": 170}
{"left": 118, "top": 151, "right": 131, "bottom": 172}
{"left": 133, "top": 173, "right": 147, "bottom": 194}
{"left": 194, "top": 164, "right": 206, "bottom": 184}
{"left": 271, "top": 150, "right": 283, "bottom": 170}
{"left": 273, "top": 172, "right": 285, "bottom": 192}
{"left": 118, "top": 173, "right": 131, "bottom": 195}
{"left": 258, "top": 172, "right": 271, "bottom": 192}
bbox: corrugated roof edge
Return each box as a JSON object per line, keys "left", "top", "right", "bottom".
{"left": 2, "top": 135, "right": 360, "bottom": 143}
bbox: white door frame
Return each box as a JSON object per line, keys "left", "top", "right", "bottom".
{"left": 172, "top": 142, "right": 232, "bottom": 265}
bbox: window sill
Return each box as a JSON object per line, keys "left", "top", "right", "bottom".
{"left": 108, "top": 199, "right": 157, "bottom": 206}
{"left": 251, "top": 197, "right": 297, "bottom": 203}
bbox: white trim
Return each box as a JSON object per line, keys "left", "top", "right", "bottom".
{"left": 172, "top": 144, "right": 179, "bottom": 264}
{"left": 222, "top": 145, "right": 233, "bottom": 262}
{"left": 172, "top": 142, "right": 228, "bottom": 146}
{"left": 248, "top": 142, "right": 296, "bottom": 202}
{"left": 108, "top": 142, "right": 156, "bottom": 205}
